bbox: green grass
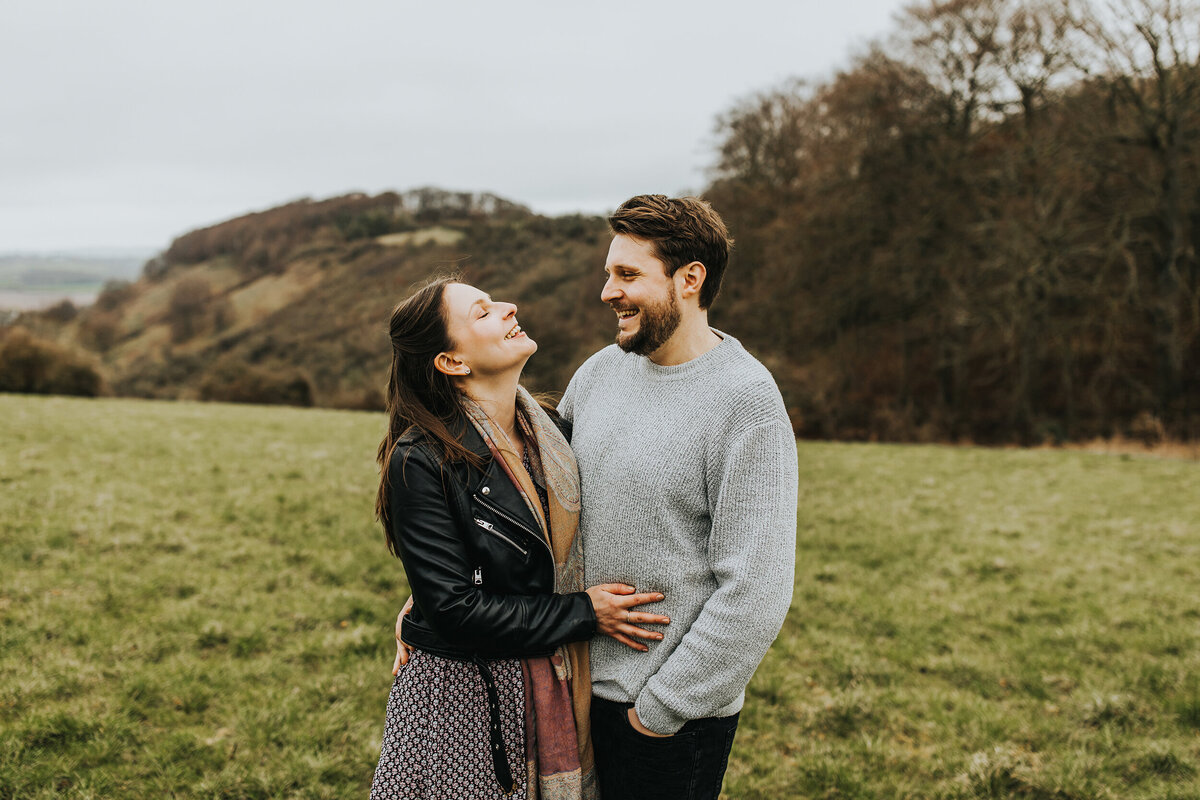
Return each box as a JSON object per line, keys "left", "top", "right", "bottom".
{"left": 2, "top": 395, "right": 1198, "bottom": 799}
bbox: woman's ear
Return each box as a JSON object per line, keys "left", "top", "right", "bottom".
{"left": 676, "top": 261, "right": 707, "bottom": 302}
{"left": 434, "top": 352, "right": 470, "bottom": 377}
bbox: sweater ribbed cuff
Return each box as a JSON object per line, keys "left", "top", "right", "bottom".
{"left": 634, "top": 687, "right": 688, "bottom": 736}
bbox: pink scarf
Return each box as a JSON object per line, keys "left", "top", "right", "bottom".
{"left": 462, "top": 388, "right": 598, "bottom": 800}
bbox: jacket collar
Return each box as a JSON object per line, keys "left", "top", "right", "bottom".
{"left": 461, "top": 421, "right": 493, "bottom": 460}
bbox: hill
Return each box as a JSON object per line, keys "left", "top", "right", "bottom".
{"left": 8, "top": 188, "right": 619, "bottom": 412}
{"left": 2, "top": 394, "right": 1197, "bottom": 798}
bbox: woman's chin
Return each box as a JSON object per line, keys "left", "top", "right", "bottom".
{"left": 512, "top": 336, "right": 537, "bottom": 356}
{"left": 509, "top": 340, "right": 537, "bottom": 372}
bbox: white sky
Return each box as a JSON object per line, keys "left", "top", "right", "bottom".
{"left": 1, "top": 0, "right": 911, "bottom": 253}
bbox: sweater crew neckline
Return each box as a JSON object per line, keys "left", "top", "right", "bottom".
{"left": 637, "top": 329, "right": 739, "bottom": 382}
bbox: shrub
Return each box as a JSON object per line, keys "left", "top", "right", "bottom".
{"left": 1129, "top": 411, "right": 1166, "bottom": 447}
{"left": 168, "top": 277, "right": 214, "bottom": 343}
{"left": 210, "top": 295, "right": 235, "bottom": 333}
{"left": 0, "top": 327, "right": 103, "bottom": 396}
{"left": 198, "top": 359, "right": 314, "bottom": 407}
{"left": 141, "top": 256, "right": 169, "bottom": 281}
{"left": 336, "top": 210, "right": 397, "bottom": 241}
{"left": 330, "top": 386, "right": 385, "bottom": 412}
{"left": 95, "top": 280, "right": 136, "bottom": 311}
{"left": 110, "top": 351, "right": 205, "bottom": 399}
{"left": 42, "top": 299, "right": 78, "bottom": 323}
{"left": 79, "top": 309, "right": 122, "bottom": 352}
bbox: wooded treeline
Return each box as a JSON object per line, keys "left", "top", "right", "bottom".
{"left": 708, "top": 0, "right": 1199, "bottom": 442}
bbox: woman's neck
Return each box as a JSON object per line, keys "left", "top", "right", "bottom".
{"left": 463, "top": 371, "right": 521, "bottom": 436}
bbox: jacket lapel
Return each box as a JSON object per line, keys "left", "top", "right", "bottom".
{"left": 462, "top": 424, "right": 542, "bottom": 536}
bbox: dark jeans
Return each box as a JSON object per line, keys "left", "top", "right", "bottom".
{"left": 590, "top": 695, "right": 740, "bottom": 800}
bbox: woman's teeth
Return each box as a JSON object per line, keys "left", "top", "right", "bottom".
{"left": 504, "top": 324, "right": 523, "bottom": 340}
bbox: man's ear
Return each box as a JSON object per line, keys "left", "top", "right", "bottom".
{"left": 676, "top": 261, "right": 707, "bottom": 302}
{"left": 434, "top": 352, "right": 469, "bottom": 377}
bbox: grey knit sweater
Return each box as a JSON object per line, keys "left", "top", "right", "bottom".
{"left": 559, "top": 331, "right": 798, "bottom": 735}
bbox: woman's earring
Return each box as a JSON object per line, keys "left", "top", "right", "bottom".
{"left": 464, "top": 367, "right": 471, "bottom": 375}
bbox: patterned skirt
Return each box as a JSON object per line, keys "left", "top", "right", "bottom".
{"left": 370, "top": 648, "right": 528, "bottom": 800}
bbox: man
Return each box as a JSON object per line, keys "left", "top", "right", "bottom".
{"left": 558, "top": 194, "right": 798, "bottom": 799}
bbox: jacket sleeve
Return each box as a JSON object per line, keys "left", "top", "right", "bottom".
{"left": 386, "top": 445, "right": 596, "bottom": 654}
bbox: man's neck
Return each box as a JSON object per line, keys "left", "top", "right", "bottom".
{"left": 647, "top": 314, "right": 723, "bottom": 366}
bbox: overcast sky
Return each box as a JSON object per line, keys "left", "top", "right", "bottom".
{"left": 1, "top": 0, "right": 911, "bottom": 254}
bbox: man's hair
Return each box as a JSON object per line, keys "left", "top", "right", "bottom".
{"left": 608, "top": 195, "right": 733, "bottom": 310}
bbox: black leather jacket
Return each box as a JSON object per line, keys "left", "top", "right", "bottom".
{"left": 384, "top": 420, "right": 596, "bottom": 661}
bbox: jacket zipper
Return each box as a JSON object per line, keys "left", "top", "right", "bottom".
{"left": 473, "top": 517, "right": 529, "bottom": 556}
{"left": 472, "top": 493, "right": 552, "bottom": 561}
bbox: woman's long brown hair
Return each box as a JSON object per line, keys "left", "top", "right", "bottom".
{"left": 375, "top": 276, "right": 483, "bottom": 555}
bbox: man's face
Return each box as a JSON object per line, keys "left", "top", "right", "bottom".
{"left": 602, "top": 234, "right": 682, "bottom": 356}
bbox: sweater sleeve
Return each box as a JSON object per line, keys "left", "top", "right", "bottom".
{"left": 557, "top": 375, "right": 578, "bottom": 425}
{"left": 557, "top": 359, "right": 588, "bottom": 425}
{"left": 633, "top": 420, "right": 799, "bottom": 734}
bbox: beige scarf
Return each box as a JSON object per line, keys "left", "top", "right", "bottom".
{"left": 462, "top": 387, "right": 597, "bottom": 800}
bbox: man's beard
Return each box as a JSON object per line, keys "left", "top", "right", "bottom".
{"left": 615, "top": 284, "right": 681, "bottom": 356}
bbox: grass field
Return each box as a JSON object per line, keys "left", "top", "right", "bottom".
{"left": 1, "top": 394, "right": 1198, "bottom": 799}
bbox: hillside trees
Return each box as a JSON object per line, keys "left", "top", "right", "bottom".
{"left": 707, "top": 0, "right": 1199, "bottom": 441}
{"left": 1070, "top": 0, "right": 1200, "bottom": 421}
{"left": 158, "top": 190, "right": 533, "bottom": 278}
{"left": 163, "top": 193, "right": 407, "bottom": 275}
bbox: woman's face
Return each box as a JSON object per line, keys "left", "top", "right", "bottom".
{"left": 439, "top": 282, "right": 537, "bottom": 378}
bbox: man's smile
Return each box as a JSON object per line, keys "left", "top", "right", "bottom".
{"left": 614, "top": 308, "right": 639, "bottom": 327}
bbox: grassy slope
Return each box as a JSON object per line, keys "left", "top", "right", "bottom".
{"left": 31, "top": 217, "right": 615, "bottom": 407}
{"left": 1, "top": 395, "right": 1197, "bottom": 799}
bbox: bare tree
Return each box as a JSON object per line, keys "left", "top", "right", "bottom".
{"left": 1069, "top": 0, "right": 1200, "bottom": 411}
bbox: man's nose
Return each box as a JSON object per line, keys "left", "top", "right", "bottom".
{"left": 601, "top": 277, "right": 620, "bottom": 303}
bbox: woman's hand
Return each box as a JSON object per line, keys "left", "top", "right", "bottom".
{"left": 392, "top": 595, "right": 414, "bottom": 675}
{"left": 585, "top": 583, "right": 670, "bottom": 651}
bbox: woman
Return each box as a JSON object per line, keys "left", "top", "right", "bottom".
{"left": 371, "top": 277, "right": 670, "bottom": 800}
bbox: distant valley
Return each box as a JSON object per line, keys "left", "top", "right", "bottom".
{"left": 0, "top": 250, "right": 151, "bottom": 311}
